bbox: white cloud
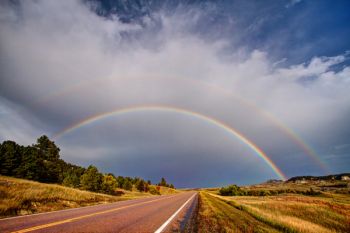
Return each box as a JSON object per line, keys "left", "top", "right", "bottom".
{"left": 0, "top": 99, "right": 41, "bottom": 145}
{"left": 1, "top": 0, "right": 350, "bottom": 181}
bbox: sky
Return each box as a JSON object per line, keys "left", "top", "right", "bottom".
{"left": 0, "top": 0, "right": 350, "bottom": 188}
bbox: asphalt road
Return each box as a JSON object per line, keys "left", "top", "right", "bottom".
{"left": 0, "top": 192, "right": 198, "bottom": 233}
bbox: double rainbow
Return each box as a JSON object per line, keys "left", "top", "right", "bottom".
{"left": 54, "top": 105, "right": 287, "bottom": 180}
{"left": 37, "top": 75, "right": 327, "bottom": 173}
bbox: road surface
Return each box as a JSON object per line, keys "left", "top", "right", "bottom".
{"left": 0, "top": 192, "right": 198, "bottom": 233}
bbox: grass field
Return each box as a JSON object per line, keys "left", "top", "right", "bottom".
{"left": 198, "top": 179, "right": 350, "bottom": 233}
{"left": 241, "top": 180, "right": 350, "bottom": 196}
{"left": 196, "top": 191, "right": 280, "bottom": 233}
{"left": 0, "top": 176, "right": 177, "bottom": 218}
{"left": 197, "top": 191, "right": 350, "bottom": 233}
{"left": 156, "top": 185, "right": 181, "bottom": 195}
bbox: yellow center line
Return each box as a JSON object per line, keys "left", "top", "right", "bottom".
{"left": 12, "top": 195, "right": 177, "bottom": 233}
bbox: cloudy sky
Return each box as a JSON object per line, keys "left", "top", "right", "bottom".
{"left": 1, "top": 0, "right": 349, "bottom": 188}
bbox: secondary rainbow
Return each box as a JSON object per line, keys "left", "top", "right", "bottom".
{"left": 257, "top": 110, "right": 328, "bottom": 172}
{"left": 54, "top": 105, "right": 287, "bottom": 180}
{"left": 204, "top": 83, "right": 329, "bottom": 172}
{"left": 36, "top": 75, "right": 327, "bottom": 172}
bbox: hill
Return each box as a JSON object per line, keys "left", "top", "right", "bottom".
{"left": 0, "top": 176, "right": 154, "bottom": 218}
{"left": 0, "top": 136, "right": 176, "bottom": 196}
{"left": 287, "top": 173, "right": 350, "bottom": 182}
{"left": 0, "top": 176, "right": 180, "bottom": 219}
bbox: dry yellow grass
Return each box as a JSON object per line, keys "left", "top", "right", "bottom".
{"left": 217, "top": 194, "right": 350, "bottom": 233}
{"left": 0, "top": 176, "right": 152, "bottom": 218}
{"left": 242, "top": 180, "right": 349, "bottom": 196}
{"left": 157, "top": 185, "right": 181, "bottom": 195}
{"left": 197, "top": 191, "right": 280, "bottom": 233}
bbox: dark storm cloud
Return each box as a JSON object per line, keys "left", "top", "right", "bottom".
{"left": 0, "top": 0, "right": 349, "bottom": 187}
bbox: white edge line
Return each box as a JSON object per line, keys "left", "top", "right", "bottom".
{"left": 154, "top": 193, "right": 197, "bottom": 233}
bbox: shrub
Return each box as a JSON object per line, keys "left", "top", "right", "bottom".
{"left": 101, "top": 174, "right": 117, "bottom": 195}
{"left": 219, "top": 184, "right": 243, "bottom": 196}
{"left": 122, "top": 180, "right": 132, "bottom": 191}
{"left": 80, "top": 165, "right": 103, "bottom": 192}
{"left": 149, "top": 186, "right": 160, "bottom": 195}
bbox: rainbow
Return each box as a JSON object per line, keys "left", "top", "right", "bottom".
{"left": 199, "top": 82, "right": 329, "bottom": 172}
{"left": 53, "top": 105, "right": 287, "bottom": 180}
{"left": 257, "top": 110, "right": 329, "bottom": 172}
{"left": 36, "top": 75, "right": 327, "bottom": 172}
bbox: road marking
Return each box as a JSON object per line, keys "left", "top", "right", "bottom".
{"left": 0, "top": 196, "right": 163, "bottom": 221}
{"left": 154, "top": 193, "right": 197, "bottom": 233}
{"left": 11, "top": 195, "right": 177, "bottom": 233}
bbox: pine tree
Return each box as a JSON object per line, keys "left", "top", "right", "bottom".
{"left": 0, "top": 141, "right": 21, "bottom": 176}
{"left": 35, "top": 135, "right": 60, "bottom": 161}
{"left": 80, "top": 165, "right": 103, "bottom": 192}
{"left": 35, "top": 135, "right": 61, "bottom": 183}
{"left": 62, "top": 169, "right": 81, "bottom": 188}
{"left": 122, "top": 179, "right": 133, "bottom": 191}
{"left": 136, "top": 179, "right": 145, "bottom": 192}
{"left": 16, "top": 146, "right": 44, "bottom": 181}
{"left": 101, "top": 174, "right": 117, "bottom": 194}
{"left": 159, "top": 177, "right": 167, "bottom": 187}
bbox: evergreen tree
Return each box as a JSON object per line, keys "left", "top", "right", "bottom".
{"left": 101, "top": 174, "right": 117, "bottom": 194}
{"left": 0, "top": 141, "right": 21, "bottom": 176}
{"left": 116, "top": 176, "right": 125, "bottom": 188}
{"left": 122, "top": 179, "right": 133, "bottom": 191}
{"left": 136, "top": 179, "right": 145, "bottom": 192}
{"left": 144, "top": 182, "right": 150, "bottom": 192}
{"left": 62, "top": 169, "right": 80, "bottom": 188}
{"left": 35, "top": 135, "right": 60, "bottom": 161}
{"left": 16, "top": 146, "right": 44, "bottom": 181}
{"left": 159, "top": 177, "right": 167, "bottom": 187}
{"left": 80, "top": 165, "right": 102, "bottom": 192}
{"left": 35, "top": 135, "right": 61, "bottom": 183}
{"left": 132, "top": 177, "right": 141, "bottom": 185}
{"left": 0, "top": 137, "right": 169, "bottom": 196}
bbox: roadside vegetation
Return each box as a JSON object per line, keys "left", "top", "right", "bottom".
{"left": 0, "top": 136, "right": 175, "bottom": 195}
{"left": 197, "top": 176, "right": 350, "bottom": 233}
{"left": 197, "top": 190, "right": 350, "bottom": 233}
{"left": 219, "top": 184, "right": 321, "bottom": 197}
{"left": 0, "top": 176, "right": 147, "bottom": 218}
{"left": 196, "top": 191, "right": 280, "bottom": 233}
{"left": 220, "top": 194, "right": 350, "bottom": 233}
{"left": 0, "top": 176, "right": 179, "bottom": 218}
{"left": 0, "top": 136, "right": 178, "bottom": 218}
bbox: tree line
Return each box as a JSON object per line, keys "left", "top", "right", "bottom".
{"left": 0, "top": 135, "right": 175, "bottom": 195}
{"left": 219, "top": 184, "right": 321, "bottom": 196}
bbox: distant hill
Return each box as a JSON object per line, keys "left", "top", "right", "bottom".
{"left": 287, "top": 173, "right": 350, "bottom": 182}
{"left": 263, "top": 179, "right": 284, "bottom": 184}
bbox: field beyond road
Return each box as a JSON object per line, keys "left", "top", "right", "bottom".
{"left": 196, "top": 178, "right": 350, "bottom": 233}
